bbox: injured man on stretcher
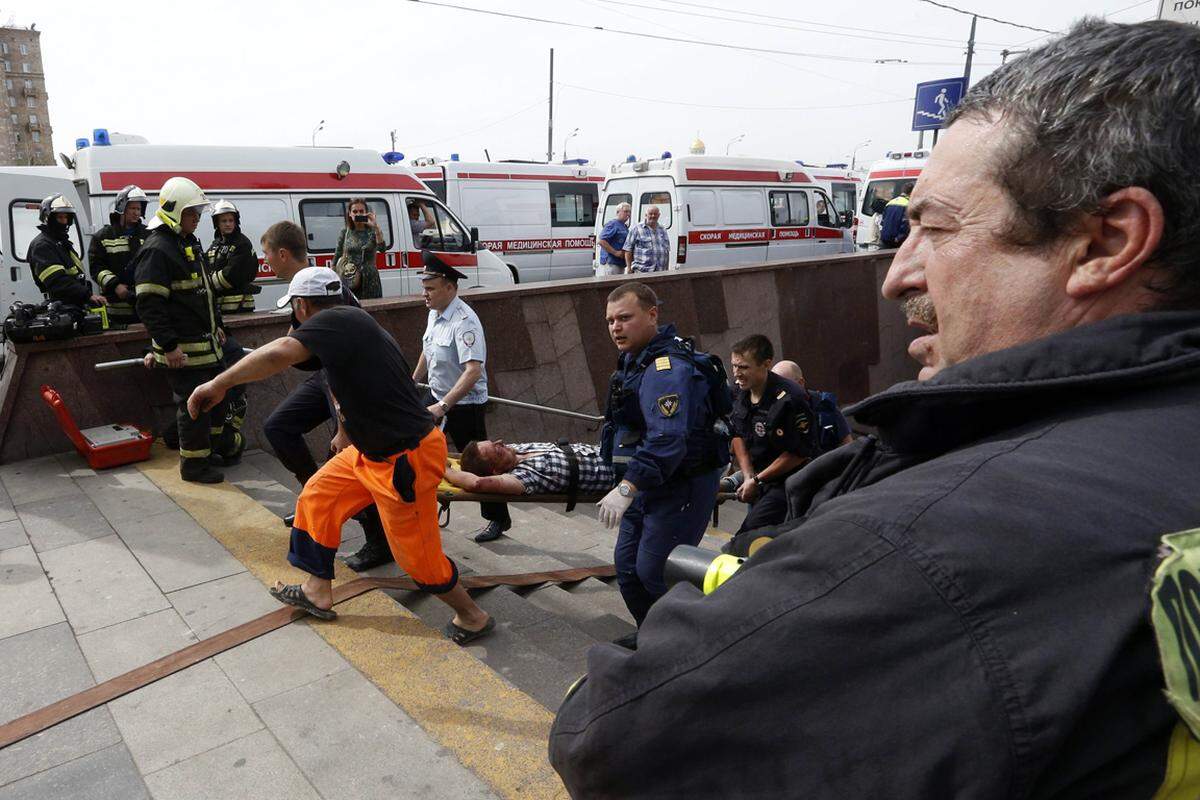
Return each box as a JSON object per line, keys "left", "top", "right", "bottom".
{"left": 445, "top": 440, "right": 615, "bottom": 496}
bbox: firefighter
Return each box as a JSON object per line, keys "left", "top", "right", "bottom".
{"left": 88, "top": 184, "right": 149, "bottom": 325}
{"left": 206, "top": 199, "right": 259, "bottom": 315}
{"left": 28, "top": 194, "right": 105, "bottom": 309}
{"left": 133, "top": 176, "right": 236, "bottom": 484}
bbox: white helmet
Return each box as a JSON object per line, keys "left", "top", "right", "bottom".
{"left": 210, "top": 199, "right": 240, "bottom": 231}
{"left": 152, "top": 176, "right": 209, "bottom": 232}
{"left": 114, "top": 184, "right": 149, "bottom": 215}
{"left": 39, "top": 193, "right": 76, "bottom": 224}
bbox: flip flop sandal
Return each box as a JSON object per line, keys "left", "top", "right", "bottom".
{"left": 269, "top": 583, "right": 338, "bottom": 621}
{"left": 443, "top": 616, "right": 496, "bottom": 646}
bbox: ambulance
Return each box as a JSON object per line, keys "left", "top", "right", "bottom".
{"left": 411, "top": 158, "right": 605, "bottom": 283}
{"left": 856, "top": 149, "right": 929, "bottom": 249}
{"left": 801, "top": 163, "right": 861, "bottom": 239}
{"left": 0, "top": 136, "right": 513, "bottom": 309}
{"left": 595, "top": 154, "right": 854, "bottom": 271}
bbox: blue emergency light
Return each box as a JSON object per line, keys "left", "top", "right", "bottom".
{"left": 661, "top": 151, "right": 672, "bottom": 159}
{"left": 382, "top": 151, "right": 405, "bottom": 164}
{"left": 563, "top": 158, "right": 589, "bottom": 165}
{"left": 625, "top": 154, "right": 637, "bottom": 163}
{"left": 92, "top": 128, "right": 111, "bottom": 146}
{"left": 450, "top": 153, "right": 460, "bottom": 161}
{"left": 75, "top": 138, "right": 89, "bottom": 150}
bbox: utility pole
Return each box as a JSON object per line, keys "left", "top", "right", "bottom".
{"left": 963, "top": 15, "right": 977, "bottom": 88}
{"left": 547, "top": 48, "right": 554, "bottom": 163}
{"left": 390, "top": 129, "right": 397, "bottom": 152}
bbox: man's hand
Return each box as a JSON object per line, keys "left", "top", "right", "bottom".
{"left": 187, "top": 379, "right": 226, "bottom": 419}
{"left": 164, "top": 347, "right": 187, "bottom": 369}
{"left": 737, "top": 476, "right": 761, "bottom": 503}
{"left": 142, "top": 352, "right": 155, "bottom": 370}
{"left": 115, "top": 284, "right": 131, "bottom": 300}
{"left": 597, "top": 484, "right": 635, "bottom": 529}
{"left": 89, "top": 294, "right": 108, "bottom": 306}
{"left": 330, "top": 427, "right": 351, "bottom": 455}
{"left": 427, "top": 402, "right": 446, "bottom": 421}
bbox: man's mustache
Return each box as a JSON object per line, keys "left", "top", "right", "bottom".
{"left": 903, "top": 294, "right": 939, "bottom": 333}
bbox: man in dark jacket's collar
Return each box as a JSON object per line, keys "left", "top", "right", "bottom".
{"left": 550, "top": 17, "right": 1200, "bottom": 799}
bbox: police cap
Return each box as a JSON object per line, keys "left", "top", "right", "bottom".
{"left": 419, "top": 249, "right": 468, "bottom": 283}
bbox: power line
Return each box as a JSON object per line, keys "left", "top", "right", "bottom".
{"left": 408, "top": 98, "right": 547, "bottom": 149}
{"left": 591, "top": 0, "right": 1012, "bottom": 52}
{"left": 651, "top": 0, "right": 1014, "bottom": 47}
{"left": 558, "top": 81, "right": 914, "bottom": 111}
{"left": 404, "top": 0, "right": 994, "bottom": 67}
{"left": 917, "top": 0, "right": 1058, "bottom": 34}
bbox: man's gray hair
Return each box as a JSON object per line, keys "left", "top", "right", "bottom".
{"left": 948, "top": 18, "right": 1200, "bottom": 308}
{"left": 616, "top": 202, "right": 632, "bottom": 212}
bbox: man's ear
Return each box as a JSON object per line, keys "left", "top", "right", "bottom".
{"left": 1065, "top": 187, "right": 1164, "bottom": 298}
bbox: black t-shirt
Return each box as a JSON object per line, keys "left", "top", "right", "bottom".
{"left": 290, "top": 286, "right": 360, "bottom": 372}
{"left": 289, "top": 305, "right": 433, "bottom": 457}
{"left": 732, "top": 372, "right": 819, "bottom": 475}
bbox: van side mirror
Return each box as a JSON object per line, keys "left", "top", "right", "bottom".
{"left": 839, "top": 211, "right": 853, "bottom": 229}
{"left": 470, "top": 226, "right": 479, "bottom": 253}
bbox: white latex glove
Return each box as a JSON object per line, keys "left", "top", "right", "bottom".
{"left": 596, "top": 485, "right": 634, "bottom": 529}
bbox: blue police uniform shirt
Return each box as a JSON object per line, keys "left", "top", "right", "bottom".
{"left": 599, "top": 218, "right": 629, "bottom": 266}
{"left": 422, "top": 294, "right": 488, "bottom": 405}
{"left": 603, "top": 324, "right": 719, "bottom": 490}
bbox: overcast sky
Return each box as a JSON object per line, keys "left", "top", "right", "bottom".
{"left": 5, "top": 0, "right": 1158, "bottom": 171}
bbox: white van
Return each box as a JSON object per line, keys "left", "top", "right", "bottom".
{"left": 0, "top": 139, "right": 513, "bottom": 309}
{"left": 856, "top": 150, "right": 929, "bottom": 249}
{"left": 412, "top": 158, "right": 604, "bottom": 284}
{"left": 596, "top": 155, "right": 854, "bottom": 271}
{"left": 802, "top": 164, "right": 862, "bottom": 239}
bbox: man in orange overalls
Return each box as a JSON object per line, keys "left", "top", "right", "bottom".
{"left": 187, "top": 266, "right": 494, "bottom": 644}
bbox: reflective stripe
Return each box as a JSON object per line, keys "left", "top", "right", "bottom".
{"left": 101, "top": 241, "right": 130, "bottom": 253}
{"left": 179, "top": 447, "right": 211, "bottom": 458}
{"left": 170, "top": 278, "right": 202, "bottom": 290}
{"left": 1153, "top": 722, "right": 1200, "bottom": 799}
{"left": 178, "top": 341, "right": 215, "bottom": 353}
{"left": 137, "top": 283, "right": 170, "bottom": 297}
{"left": 213, "top": 272, "right": 233, "bottom": 290}
{"left": 151, "top": 351, "right": 221, "bottom": 367}
{"left": 37, "top": 264, "right": 66, "bottom": 283}
{"left": 209, "top": 427, "right": 225, "bottom": 436}
{"left": 97, "top": 270, "right": 117, "bottom": 286}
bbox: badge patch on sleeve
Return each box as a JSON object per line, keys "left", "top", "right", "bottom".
{"left": 1151, "top": 528, "right": 1200, "bottom": 739}
{"left": 461, "top": 330, "right": 476, "bottom": 347}
{"left": 795, "top": 411, "right": 811, "bottom": 433}
{"left": 655, "top": 356, "right": 672, "bottom": 372}
{"left": 657, "top": 394, "right": 680, "bottom": 417}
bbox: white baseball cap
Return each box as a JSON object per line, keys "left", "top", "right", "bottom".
{"left": 275, "top": 266, "right": 343, "bottom": 309}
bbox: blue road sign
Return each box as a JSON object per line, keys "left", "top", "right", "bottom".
{"left": 912, "top": 77, "right": 967, "bottom": 132}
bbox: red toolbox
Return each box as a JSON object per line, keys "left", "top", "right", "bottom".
{"left": 39, "top": 384, "right": 154, "bottom": 470}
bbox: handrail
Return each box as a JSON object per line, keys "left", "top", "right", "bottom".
{"left": 94, "top": 352, "right": 604, "bottom": 423}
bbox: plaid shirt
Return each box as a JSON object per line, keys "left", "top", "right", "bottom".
{"left": 508, "top": 443, "right": 615, "bottom": 495}
{"left": 623, "top": 222, "right": 671, "bottom": 272}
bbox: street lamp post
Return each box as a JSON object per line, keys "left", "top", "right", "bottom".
{"left": 562, "top": 127, "right": 580, "bottom": 162}
{"left": 850, "top": 139, "right": 871, "bottom": 171}
{"left": 312, "top": 119, "right": 325, "bottom": 148}
{"left": 725, "top": 133, "right": 746, "bottom": 155}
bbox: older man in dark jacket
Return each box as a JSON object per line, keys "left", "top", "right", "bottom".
{"left": 550, "top": 19, "right": 1200, "bottom": 798}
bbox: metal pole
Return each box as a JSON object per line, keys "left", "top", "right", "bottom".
{"left": 547, "top": 48, "right": 555, "bottom": 163}
{"left": 416, "top": 383, "right": 602, "bottom": 423}
{"left": 94, "top": 348, "right": 254, "bottom": 372}
{"left": 963, "top": 15, "right": 977, "bottom": 88}
{"left": 918, "top": 131, "right": 925, "bottom": 150}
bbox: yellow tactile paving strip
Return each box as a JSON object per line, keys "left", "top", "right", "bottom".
{"left": 136, "top": 445, "right": 567, "bottom": 799}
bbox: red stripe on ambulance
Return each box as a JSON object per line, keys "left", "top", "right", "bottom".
{"left": 100, "top": 171, "right": 427, "bottom": 192}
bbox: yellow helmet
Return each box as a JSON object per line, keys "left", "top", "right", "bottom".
{"left": 153, "top": 176, "right": 209, "bottom": 232}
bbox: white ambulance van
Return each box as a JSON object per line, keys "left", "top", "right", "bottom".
{"left": 0, "top": 139, "right": 512, "bottom": 309}
{"left": 802, "top": 164, "right": 861, "bottom": 238}
{"left": 412, "top": 158, "right": 604, "bottom": 283}
{"left": 595, "top": 155, "right": 854, "bottom": 271}
{"left": 856, "top": 149, "right": 929, "bottom": 249}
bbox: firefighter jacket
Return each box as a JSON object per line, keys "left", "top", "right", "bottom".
{"left": 88, "top": 221, "right": 148, "bottom": 318}
{"left": 133, "top": 226, "right": 224, "bottom": 369}
{"left": 28, "top": 226, "right": 91, "bottom": 307}
{"left": 206, "top": 228, "right": 259, "bottom": 314}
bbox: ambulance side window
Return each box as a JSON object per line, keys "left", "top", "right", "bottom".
{"left": 688, "top": 190, "right": 717, "bottom": 226}
{"left": 601, "top": 193, "right": 632, "bottom": 224}
{"left": 723, "top": 189, "right": 767, "bottom": 226}
{"left": 549, "top": 182, "right": 598, "bottom": 228}
{"left": 9, "top": 199, "right": 83, "bottom": 262}
{"left": 299, "top": 198, "right": 393, "bottom": 252}
{"left": 768, "top": 191, "right": 810, "bottom": 227}
{"left": 416, "top": 201, "right": 472, "bottom": 253}
{"left": 814, "top": 190, "right": 836, "bottom": 227}
{"left": 640, "top": 191, "right": 672, "bottom": 228}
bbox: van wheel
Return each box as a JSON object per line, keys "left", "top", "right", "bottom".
{"left": 507, "top": 264, "right": 520, "bottom": 284}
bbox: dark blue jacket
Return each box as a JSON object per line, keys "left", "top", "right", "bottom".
{"left": 880, "top": 194, "right": 910, "bottom": 245}
{"left": 553, "top": 311, "right": 1200, "bottom": 798}
{"left": 600, "top": 324, "right": 727, "bottom": 490}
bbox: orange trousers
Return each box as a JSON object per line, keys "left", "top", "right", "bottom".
{"left": 287, "top": 427, "right": 456, "bottom": 590}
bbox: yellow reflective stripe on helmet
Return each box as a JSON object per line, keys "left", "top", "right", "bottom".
{"left": 136, "top": 283, "right": 170, "bottom": 297}
{"left": 1153, "top": 722, "right": 1200, "bottom": 799}
{"left": 37, "top": 264, "right": 66, "bottom": 283}
{"left": 179, "top": 447, "right": 211, "bottom": 458}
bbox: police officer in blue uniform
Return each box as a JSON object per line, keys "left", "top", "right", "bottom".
{"left": 596, "top": 282, "right": 729, "bottom": 642}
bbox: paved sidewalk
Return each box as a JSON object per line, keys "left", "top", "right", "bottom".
{"left": 0, "top": 451, "right": 513, "bottom": 800}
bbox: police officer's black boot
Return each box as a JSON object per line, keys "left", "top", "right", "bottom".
{"left": 180, "top": 456, "right": 223, "bottom": 484}
{"left": 343, "top": 506, "right": 394, "bottom": 572}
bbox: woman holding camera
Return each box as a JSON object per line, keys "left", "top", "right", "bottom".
{"left": 334, "top": 198, "right": 384, "bottom": 299}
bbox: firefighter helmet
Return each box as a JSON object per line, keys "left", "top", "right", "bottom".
{"left": 152, "top": 177, "right": 209, "bottom": 231}
{"left": 114, "top": 185, "right": 149, "bottom": 216}
{"left": 38, "top": 193, "right": 76, "bottom": 224}
{"left": 210, "top": 199, "right": 240, "bottom": 231}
